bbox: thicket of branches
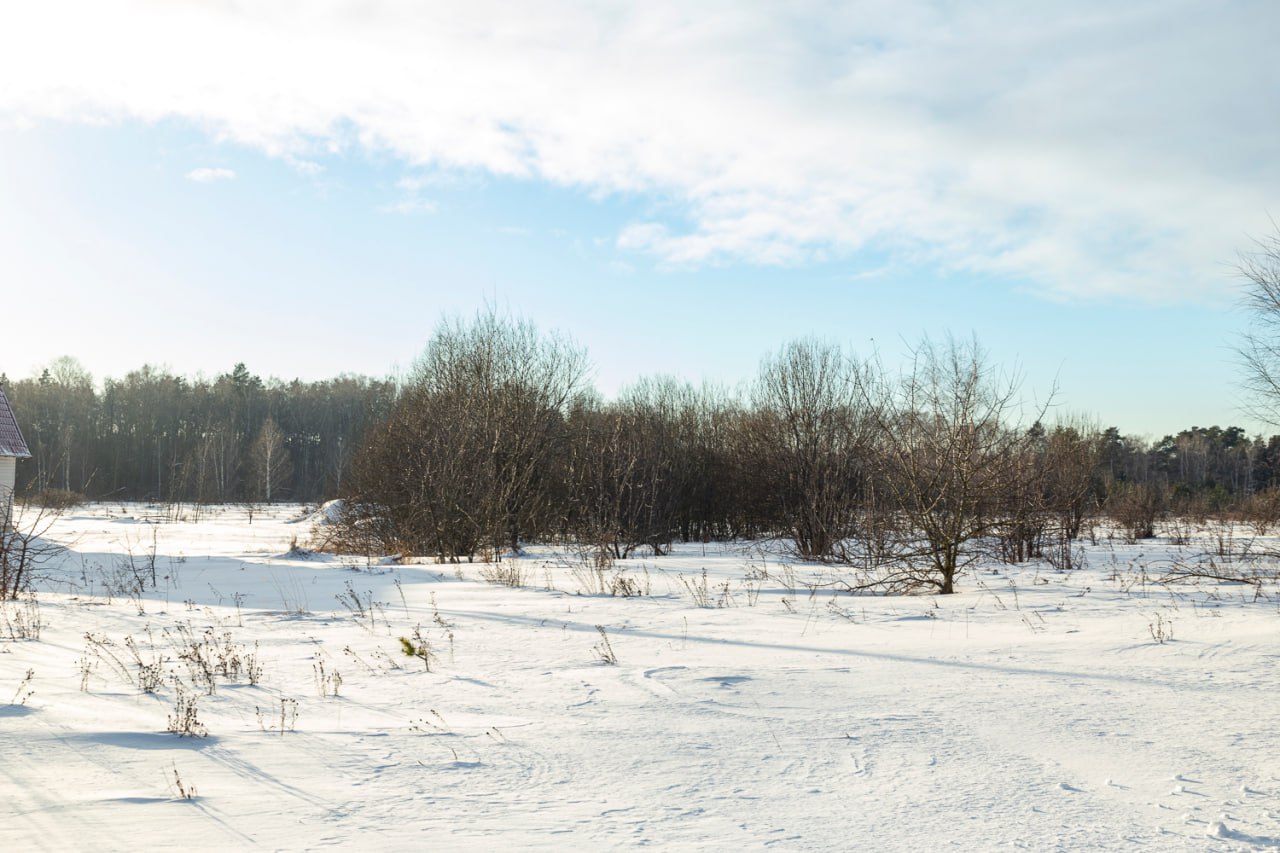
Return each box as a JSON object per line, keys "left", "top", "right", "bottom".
{"left": 337, "top": 314, "right": 1280, "bottom": 591}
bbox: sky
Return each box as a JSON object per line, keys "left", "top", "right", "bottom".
{"left": 1, "top": 1, "right": 1277, "bottom": 437}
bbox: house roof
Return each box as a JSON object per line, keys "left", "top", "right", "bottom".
{"left": 0, "top": 388, "right": 31, "bottom": 458}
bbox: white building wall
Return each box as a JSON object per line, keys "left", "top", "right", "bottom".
{"left": 0, "top": 456, "right": 15, "bottom": 521}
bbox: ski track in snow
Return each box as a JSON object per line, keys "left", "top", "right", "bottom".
{"left": 1, "top": 504, "right": 1278, "bottom": 850}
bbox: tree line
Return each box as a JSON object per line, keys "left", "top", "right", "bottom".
{"left": 1, "top": 359, "right": 396, "bottom": 505}
{"left": 5, "top": 314, "right": 1280, "bottom": 593}
{"left": 336, "top": 313, "right": 1280, "bottom": 593}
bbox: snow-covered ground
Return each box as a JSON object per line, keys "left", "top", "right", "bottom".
{"left": 3, "top": 504, "right": 1278, "bottom": 851}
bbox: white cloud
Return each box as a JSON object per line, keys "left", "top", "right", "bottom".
{"left": 380, "top": 198, "right": 437, "bottom": 216}
{"left": 284, "top": 155, "right": 322, "bottom": 176}
{"left": 186, "top": 167, "right": 235, "bottom": 183}
{"left": 3, "top": 1, "right": 1277, "bottom": 300}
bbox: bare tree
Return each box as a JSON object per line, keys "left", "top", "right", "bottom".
{"left": 1042, "top": 420, "right": 1104, "bottom": 542}
{"left": 866, "top": 337, "right": 1048, "bottom": 594}
{"left": 742, "top": 340, "right": 874, "bottom": 560}
{"left": 1105, "top": 480, "right": 1164, "bottom": 540}
{"left": 1238, "top": 227, "right": 1280, "bottom": 425}
{"left": 988, "top": 419, "right": 1101, "bottom": 566}
{"left": 0, "top": 501, "right": 66, "bottom": 599}
{"left": 345, "top": 310, "right": 588, "bottom": 560}
{"left": 566, "top": 379, "right": 688, "bottom": 559}
{"left": 250, "top": 416, "right": 293, "bottom": 503}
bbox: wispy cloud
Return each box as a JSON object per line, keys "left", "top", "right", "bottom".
{"left": 284, "top": 155, "right": 322, "bottom": 176}
{"left": 4, "top": 2, "right": 1277, "bottom": 300}
{"left": 380, "top": 198, "right": 437, "bottom": 216}
{"left": 185, "top": 167, "right": 235, "bottom": 183}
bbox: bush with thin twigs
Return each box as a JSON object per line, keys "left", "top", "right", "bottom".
{"left": 479, "top": 557, "right": 526, "bottom": 588}
{"left": 168, "top": 762, "right": 197, "bottom": 800}
{"left": 166, "top": 623, "right": 263, "bottom": 694}
{"left": 335, "top": 579, "right": 380, "bottom": 631}
{"left": 166, "top": 680, "right": 208, "bottom": 738}
{"left": 313, "top": 652, "right": 344, "bottom": 697}
{"left": 680, "top": 569, "right": 713, "bottom": 608}
{"left": 0, "top": 502, "right": 66, "bottom": 600}
{"left": 82, "top": 630, "right": 169, "bottom": 694}
{"left": 256, "top": 697, "right": 298, "bottom": 736}
{"left": 592, "top": 625, "right": 618, "bottom": 665}
{"left": 1149, "top": 612, "right": 1174, "bottom": 644}
{"left": 0, "top": 591, "right": 41, "bottom": 640}
{"left": 10, "top": 668, "right": 34, "bottom": 706}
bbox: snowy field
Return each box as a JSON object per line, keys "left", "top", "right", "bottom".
{"left": 3, "top": 504, "right": 1279, "bottom": 851}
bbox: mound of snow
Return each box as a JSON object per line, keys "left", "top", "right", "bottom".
{"left": 309, "top": 499, "right": 345, "bottom": 526}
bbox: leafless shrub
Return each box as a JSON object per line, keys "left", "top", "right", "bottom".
{"left": 256, "top": 697, "right": 298, "bottom": 736}
{"left": 77, "top": 654, "right": 95, "bottom": 691}
{"left": 28, "top": 489, "right": 84, "bottom": 510}
{"left": 1239, "top": 488, "right": 1280, "bottom": 535}
{"left": 335, "top": 580, "right": 376, "bottom": 631}
{"left": 0, "top": 502, "right": 66, "bottom": 599}
{"left": 592, "top": 625, "right": 618, "bottom": 665}
{"left": 1043, "top": 533, "right": 1088, "bottom": 573}
{"left": 1211, "top": 518, "right": 1254, "bottom": 560}
{"left": 479, "top": 557, "right": 526, "bottom": 588}
{"left": 128, "top": 635, "right": 169, "bottom": 693}
{"left": 10, "top": 668, "right": 33, "bottom": 706}
{"left": 343, "top": 309, "right": 588, "bottom": 562}
{"left": 431, "top": 594, "right": 455, "bottom": 664}
{"left": 313, "top": 652, "right": 344, "bottom": 697}
{"left": 82, "top": 629, "right": 168, "bottom": 693}
{"left": 1166, "top": 516, "right": 1196, "bottom": 546}
{"left": 103, "top": 559, "right": 146, "bottom": 611}
{"left": 166, "top": 680, "right": 208, "bottom": 738}
{"left": 568, "top": 552, "right": 611, "bottom": 595}
{"left": 1107, "top": 482, "right": 1163, "bottom": 541}
{"left": 1154, "top": 555, "right": 1278, "bottom": 590}
{"left": 609, "top": 568, "right": 648, "bottom": 597}
{"left": 341, "top": 645, "right": 379, "bottom": 675}
{"left": 1236, "top": 226, "right": 1280, "bottom": 426}
{"left": 564, "top": 379, "right": 696, "bottom": 560}
{"left": 165, "top": 623, "right": 262, "bottom": 693}
{"left": 862, "top": 336, "right": 1051, "bottom": 594}
{"left": 370, "top": 647, "right": 404, "bottom": 672}
{"left": 0, "top": 591, "right": 41, "bottom": 640}
{"left": 1148, "top": 612, "right": 1174, "bottom": 644}
{"left": 168, "top": 762, "right": 197, "bottom": 800}
{"left": 118, "top": 528, "right": 160, "bottom": 591}
{"left": 680, "top": 568, "right": 713, "bottom": 608}
{"left": 739, "top": 340, "right": 874, "bottom": 562}
{"left": 271, "top": 573, "right": 311, "bottom": 615}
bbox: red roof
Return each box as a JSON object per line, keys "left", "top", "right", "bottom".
{"left": 0, "top": 388, "right": 31, "bottom": 458}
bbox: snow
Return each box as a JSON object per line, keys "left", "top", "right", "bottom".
{"left": 3, "top": 505, "right": 1279, "bottom": 851}
{"left": 302, "top": 499, "right": 344, "bottom": 528}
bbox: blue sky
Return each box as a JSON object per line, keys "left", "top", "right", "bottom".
{"left": 1, "top": 2, "right": 1276, "bottom": 437}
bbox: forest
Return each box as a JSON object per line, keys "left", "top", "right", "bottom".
{"left": 1, "top": 359, "right": 395, "bottom": 506}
